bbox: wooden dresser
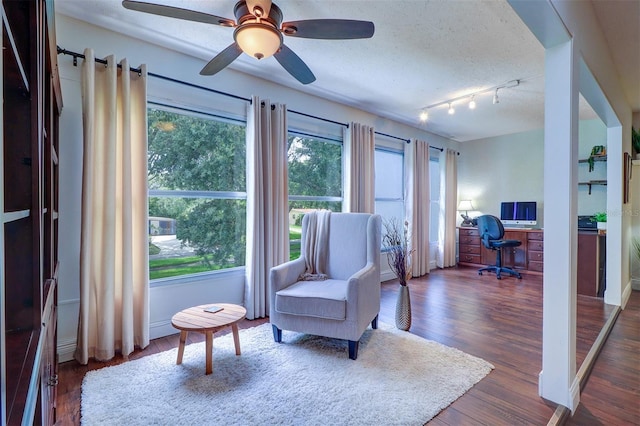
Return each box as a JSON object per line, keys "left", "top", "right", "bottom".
{"left": 458, "top": 227, "right": 544, "bottom": 275}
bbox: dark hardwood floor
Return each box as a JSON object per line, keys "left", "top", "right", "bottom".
{"left": 55, "top": 267, "right": 639, "bottom": 425}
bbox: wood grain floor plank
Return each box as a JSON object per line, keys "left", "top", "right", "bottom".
{"left": 55, "top": 267, "right": 639, "bottom": 425}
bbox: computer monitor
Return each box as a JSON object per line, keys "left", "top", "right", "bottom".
{"left": 500, "top": 201, "right": 537, "bottom": 226}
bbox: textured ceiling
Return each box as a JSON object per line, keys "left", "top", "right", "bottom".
{"left": 56, "top": 0, "right": 639, "bottom": 142}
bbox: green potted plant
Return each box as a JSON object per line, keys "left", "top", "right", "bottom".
{"left": 593, "top": 211, "right": 607, "bottom": 230}
{"left": 587, "top": 145, "right": 606, "bottom": 172}
{"left": 632, "top": 127, "right": 640, "bottom": 160}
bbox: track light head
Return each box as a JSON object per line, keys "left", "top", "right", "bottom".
{"left": 493, "top": 89, "right": 499, "bottom": 105}
{"left": 419, "top": 110, "right": 428, "bottom": 122}
{"left": 448, "top": 103, "right": 455, "bottom": 115}
{"left": 469, "top": 96, "right": 476, "bottom": 110}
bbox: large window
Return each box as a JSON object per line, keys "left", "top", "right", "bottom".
{"left": 287, "top": 131, "right": 343, "bottom": 259}
{"left": 147, "top": 107, "right": 246, "bottom": 280}
{"left": 375, "top": 148, "right": 405, "bottom": 227}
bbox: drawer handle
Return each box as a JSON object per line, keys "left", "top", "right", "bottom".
{"left": 48, "top": 374, "right": 59, "bottom": 387}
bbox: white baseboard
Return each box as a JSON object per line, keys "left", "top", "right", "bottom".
{"left": 58, "top": 338, "right": 77, "bottom": 363}
{"left": 150, "top": 319, "right": 178, "bottom": 340}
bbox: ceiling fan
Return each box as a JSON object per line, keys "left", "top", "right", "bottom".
{"left": 122, "top": 0, "right": 375, "bottom": 84}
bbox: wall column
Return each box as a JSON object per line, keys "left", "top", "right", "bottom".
{"left": 540, "top": 40, "right": 580, "bottom": 410}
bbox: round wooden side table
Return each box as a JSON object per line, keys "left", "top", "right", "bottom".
{"left": 171, "top": 303, "right": 247, "bottom": 375}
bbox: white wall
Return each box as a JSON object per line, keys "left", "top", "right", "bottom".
{"left": 457, "top": 118, "right": 607, "bottom": 226}
{"left": 631, "top": 111, "right": 640, "bottom": 290}
{"left": 55, "top": 14, "right": 458, "bottom": 362}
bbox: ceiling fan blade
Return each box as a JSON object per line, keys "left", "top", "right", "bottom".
{"left": 274, "top": 45, "right": 316, "bottom": 85}
{"left": 199, "top": 43, "right": 243, "bottom": 76}
{"left": 122, "top": 0, "right": 235, "bottom": 26}
{"left": 246, "top": 0, "right": 272, "bottom": 18}
{"left": 281, "top": 19, "right": 374, "bottom": 40}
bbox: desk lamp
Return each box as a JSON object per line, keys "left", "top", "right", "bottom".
{"left": 457, "top": 200, "right": 476, "bottom": 227}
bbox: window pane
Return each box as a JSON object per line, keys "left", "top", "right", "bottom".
{"left": 288, "top": 135, "right": 342, "bottom": 197}
{"left": 149, "top": 197, "right": 246, "bottom": 280}
{"left": 375, "top": 150, "right": 403, "bottom": 199}
{"left": 375, "top": 200, "right": 404, "bottom": 227}
{"left": 375, "top": 149, "right": 404, "bottom": 229}
{"left": 148, "top": 107, "right": 247, "bottom": 280}
{"left": 148, "top": 108, "right": 246, "bottom": 192}
{"left": 288, "top": 201, "right": 342, "bottom": 261}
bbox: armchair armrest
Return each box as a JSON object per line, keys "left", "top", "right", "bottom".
{"left": 270, "top": 256, "right": 306, "bottom": 293}
{"left": 345, "top": 262, "right": 380, "bottom": 321}
{"left": 346, "top": 262, "right": 379, "bottom": 300}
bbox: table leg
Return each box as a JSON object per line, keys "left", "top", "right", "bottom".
{"left": 176, "top": 331, "right": 187, "bottom": 365}
{"left": 232, "top": 324, "right": 241, "bottom": 356}
{"left": 205, "top": 331, "right": 213, "bottom": 375}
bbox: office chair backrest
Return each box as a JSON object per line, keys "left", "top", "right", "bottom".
{"left": 476, "top": 215, "right": 504, "bottom": 248}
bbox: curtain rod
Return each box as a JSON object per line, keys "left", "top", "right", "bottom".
{"left": 374, "top": 130, "right": 446, "bottom": 152}
{"left": 57, "top": 46, "right": 457, "bottom": 154}
{"left": 57, "top": 47, "right": 250, "bottom": 102}
{"left": 58, "top": 46, "right": 347, "bottom": 128}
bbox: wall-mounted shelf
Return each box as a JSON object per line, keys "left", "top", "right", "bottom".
{"left": 578, "top": 155, "right": 607, "bottom": 164}
{"left": 579, "top": 180, "right": 607, "bottom": 195}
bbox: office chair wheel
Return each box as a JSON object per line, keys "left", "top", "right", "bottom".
{"left": 478, "top": 271, "right": 482, "bottom": 276}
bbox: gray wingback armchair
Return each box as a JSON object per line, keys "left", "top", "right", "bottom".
{"left": 269, "top": 212, "right": 381, "bottom": 360}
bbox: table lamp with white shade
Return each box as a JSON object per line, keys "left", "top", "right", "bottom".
{"left": 457, "top": 200, "right": 476, "bottom": 227}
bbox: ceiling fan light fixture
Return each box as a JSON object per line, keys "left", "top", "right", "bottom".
{"left": 234, "top": 23, "right": 282, "bottom": 60}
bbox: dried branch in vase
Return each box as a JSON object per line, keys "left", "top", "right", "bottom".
{"left": 382, "top": 218, "right": 415, "bottom": 286}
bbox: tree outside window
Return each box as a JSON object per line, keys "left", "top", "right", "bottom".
{"left": 287, "top": 132, "right": 342, "bottom": 259}
{"left": 147, "top": 107, "right": 246, "bottom": 280}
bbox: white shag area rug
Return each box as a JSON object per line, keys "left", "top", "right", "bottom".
{"left": 81, "top": 323, "right": 493, "bottom": 425}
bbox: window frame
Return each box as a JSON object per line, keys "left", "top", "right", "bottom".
{"left": 147, "top": 102, "right": 248, "bottom": 286}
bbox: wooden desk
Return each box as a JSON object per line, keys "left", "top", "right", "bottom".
{"left": 171, "top": 303, "right": 247, "bottom": 375}
{"left": 458, "top": 227, "right": 544, "bottom": 275}
{"left": 459, "top": 227, "right": 606, "bottom": 295}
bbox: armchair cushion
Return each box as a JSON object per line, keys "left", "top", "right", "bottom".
{"left": 275, "top": 279, "right": 348, "bottom": 320}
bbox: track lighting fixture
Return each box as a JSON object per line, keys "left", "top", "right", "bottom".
{"left": 417, "top": 78, "right": 521, "bottom": 121}
{"left": 448, "top": 103, "right": 455, "bottom": 115}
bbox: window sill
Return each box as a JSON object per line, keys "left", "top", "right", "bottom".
{"left": 150, "top": 266, "right": 246, "bottom": 288}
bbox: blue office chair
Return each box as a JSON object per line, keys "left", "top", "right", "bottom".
{"left": 476, "top": 215, "right": 522, "bottom": 280}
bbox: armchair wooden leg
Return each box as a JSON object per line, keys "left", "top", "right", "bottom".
{"left": 348, "top": 340, "right": 359, "bottom": 360}
{"left": 371, "top": 314, "right": 379, "bottom": 329}
{"left": 272, "top": 324, "right": 282, "bottom": 343}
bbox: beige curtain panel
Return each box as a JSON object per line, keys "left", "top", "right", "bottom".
{"left": 406, "top": 139, "right": 431, "bottom": 277}
{"left": 245, "top": 96, "right": 290, "bottom": 320}
{"left": 76, "top": 49, "right": 149, "bottom": 364}
{"left": 437, "top": 148, "right": 458, "bottom": 268}
{"left": 345, "top": 122, "right": 375, "bottom": 213}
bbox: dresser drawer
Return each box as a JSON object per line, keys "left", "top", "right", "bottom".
{"left": 528, "top": 250, "right": 543, "bottom": 262}
{"left": 528, "top": 260, "right": 544, "bottom": 272}
{"left": 459, "top": 244, "right": 481, "bottom": 255}
{"left": 459, "top": 228, "right": 479, "bottom": 237}
{"left": 528, "top": 240, "right": 544, "bottom": 252}
{"left": 528, "top": 231, "right": 543, "bottom": 241}
{"left": 459, "top": 253, "right": 481, "bottom": 264}
{"left": 459, "top": 235, "right": 480, "bottom": 245}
